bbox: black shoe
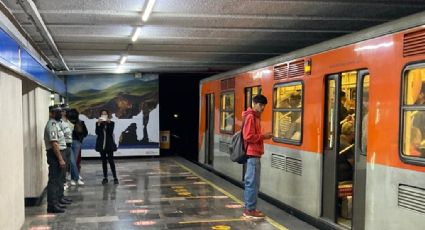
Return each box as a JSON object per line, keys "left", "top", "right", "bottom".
{"left": 62, "top": 197, "right": 73, "bottom": 202}
{"left": 102, "top": 178, "right": 108, "bottom": 184}
{"left": 47, "top": 205, "right": 65, "bottom": 213}
{"left": 114, "top": 178, "right": 119, "bottom": 184}
{"left": 57, "top": 203, "right": 67, "bottom": 209}
{"left": 59, "top": 198, "right": 72, "bottom": 205}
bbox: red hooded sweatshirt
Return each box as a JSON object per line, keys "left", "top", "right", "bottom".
{"left": 242, "top": 108, "right": 264, "bottom": 157}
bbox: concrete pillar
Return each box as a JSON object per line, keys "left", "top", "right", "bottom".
{"left": 0, "top": 67, "right": 24, "bottom": 230}
{"left": 22, "top": 79, "right": 49, "bottom": 203}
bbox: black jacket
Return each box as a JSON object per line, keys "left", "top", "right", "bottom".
{"left": 95, "top": 121, "right": 116, "bottom": 152}
{"left": 72, "top": 120, "right": 88, "bottom": 142}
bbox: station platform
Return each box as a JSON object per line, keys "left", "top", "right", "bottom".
{"left": 22, "top": 157, "right": 317, "bottom": 230}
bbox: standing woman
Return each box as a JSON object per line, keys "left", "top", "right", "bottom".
{"left": 68, "top": 109, "right": 87, "bottom": 185}
{"left": 95, "top": 109, "right": 119, "bottom": 184}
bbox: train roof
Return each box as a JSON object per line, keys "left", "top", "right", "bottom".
{"left": 201, "top": 11, "right": 425, "bottom": 84}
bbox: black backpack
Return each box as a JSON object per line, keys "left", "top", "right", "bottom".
{"left": 230, "top": 117, "right": 249, "bottom": 164}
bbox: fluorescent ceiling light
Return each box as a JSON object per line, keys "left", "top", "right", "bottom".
{"left": 116, "top": 65, "right": 126, "bottom": 74}
{"left": 119, "top": 55, "right": 127, "bottom": 65}
{"left": 131, "top": 27, "right": 142, "bottom": 42}
{"left": 142, "top": 0, "right": 156, "bottom": 22}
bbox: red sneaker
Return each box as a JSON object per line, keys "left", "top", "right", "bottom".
{"left": 254, "top": 209, "right": 265, "bottom": 216}
{"left": 243, "top": 209, "right": 265, "bottom": 219}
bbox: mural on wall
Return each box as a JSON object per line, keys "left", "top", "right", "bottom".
{"left": 67, "top": 73, "right": 159, "bottom": 157}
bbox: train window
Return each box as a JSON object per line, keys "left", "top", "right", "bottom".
{"left": 245, "top": 86, "right": 262, "bottom": 109}
{"left": 401, "top": 67, "right": 425, "bottom": 162}
{"left": 272, "top": 81, "right": 303, "bottom": 144}
{"left": 220, "top": 91, "right": 235, "bottom": 134}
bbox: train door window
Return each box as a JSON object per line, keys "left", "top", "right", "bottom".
{"left": 326, "top": 79, "right": 336, "bottom": 149}
{"left": 220, "top": 91, "right": 235, "bottom": 134}
{"left": 360, "top": 74, "right": 370, "bottom": 154}
{"left": 401, "top": 66, "right": 425, "bottom": 164}
{"left": 245, "top": 86, "right": 262, "bottom": 109}
{"left": 272, "top": 81, "right": 303, "bottom": 144}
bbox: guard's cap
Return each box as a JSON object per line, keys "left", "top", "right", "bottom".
{"left": 49, "top": 104, "right": 62, "bottom": 112}
{"left": 60, "top": 103, "right": 70, "bottom": 111}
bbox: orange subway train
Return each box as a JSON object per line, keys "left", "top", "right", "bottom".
{"left": 198, "top": 12, "right": 425, "bottom": 230}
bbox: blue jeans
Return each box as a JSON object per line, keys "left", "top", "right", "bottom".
{"left": 244, "top": 157, "right": 261, "bottom": 211}
{"left": 70, "top": 140, "right": 81, "bottom": 181}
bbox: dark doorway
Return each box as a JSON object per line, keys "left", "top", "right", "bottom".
{"left": 159, "top": 73, "right": 211, "bottom": 161}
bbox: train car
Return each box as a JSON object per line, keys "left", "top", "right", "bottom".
{"left": 198, "top": 12, "right": 425, "bottom": 230}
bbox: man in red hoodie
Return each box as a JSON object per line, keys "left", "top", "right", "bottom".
{"left": 242, "top": 94, "right": 273, "bottom": 219}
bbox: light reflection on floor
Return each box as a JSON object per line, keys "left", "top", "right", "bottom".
{"left": 22, "top": 158, "right": 283, "bottom": 230}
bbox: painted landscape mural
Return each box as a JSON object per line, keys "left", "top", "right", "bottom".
{"left": 67, "top": 74, "right": 159, "bottom": 157}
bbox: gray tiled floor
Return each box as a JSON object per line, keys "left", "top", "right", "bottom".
{"left": 22, "top": 157, "right": 317, "bottom": 230}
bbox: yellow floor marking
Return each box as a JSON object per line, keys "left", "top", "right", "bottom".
{"left": 171, "top": 186, "right": 185, "bottom": 189}
{"left": 212, "top": 225, "right": 231, "bottom": 230}
{"left": 179, "top": 218, "right": 245, "bottom": 224}
{"left": 159, "top": 197, "right": 186, "bottom": 201}
{"left": 173, "top": 160, "right": 289, "bottom": 230}
{"left": 160, "top": 195, "right": 229, "bottom": 200}
{"left": 177, "top": 192, "right": 192, "bottom": 196}
{"left": 151, "top": 183, "right": 208, "bottom": 187}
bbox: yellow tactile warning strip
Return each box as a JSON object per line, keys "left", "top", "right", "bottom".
{"left": 179, "top": 218, "right": 245, "bottom": 224}
{"left": 211, "top": 225, "right": 231, "bottom": 230}
{"left": 173, "top": 160, "right": 289, "bottom": 230}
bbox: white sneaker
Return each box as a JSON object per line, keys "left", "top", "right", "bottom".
{"left": 79, "top": 175, "right": 83, "bottom": 180}
{"left": 70, "top": 180, "right": 77, "bottom": 186}
{"left": 64, "top": 184, "right": 69, "bottom": 190}
{"left": 77, "top": 179, "right": 85, "bottom": 185}
{"left": 66, "top": 174, "right": 71, "bottom": 181}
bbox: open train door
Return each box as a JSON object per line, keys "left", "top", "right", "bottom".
{"left": 322, "top": 70, "right": 368, "bottom": 229}
{"left": 322, "top": 74, "right": 341, "bottom": 223}
{"left": 205, "top": 93, "right": 215, "bottom": 166}
{"left": 352, "top": 71, "right": 369, "bottom": 230}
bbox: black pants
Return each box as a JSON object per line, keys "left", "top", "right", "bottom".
{"left": 100, "top": 151, "right": 117, "bottom": 178}
{"left": 47, "top": 149, "right": 65, "bottom": 207}
{"left": 64, "top": 147, "right": 71, "bottom": 182}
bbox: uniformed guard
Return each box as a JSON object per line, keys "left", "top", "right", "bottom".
{"left": 60, "top": 103, "right": 73, "bottom": 189}
{"left": 44, "top": 104, "right": 71, "bottom": 213}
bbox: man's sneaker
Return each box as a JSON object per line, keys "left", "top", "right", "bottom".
{"left": 77, "top": 179, "right": 85, "bottom": 185}
{"left": 243, "top": 209, "right": 265, "bottom": 219}
{"left": 254, "top": 209, "right": 264, "bottom": 216}
{"left": 102, "top": 178, "right": 108, "bottom": 184}
{"left": 113, "top": 178, "right": 119, "bottom": 185}
{"left": 79, "top": 175, "right": 83, "bottom": 180}
{"left": 64, "top": 183, "right": 69, "bottom": 191}
{"left": 70, "top": 180, "right": 77, "bottom": 186}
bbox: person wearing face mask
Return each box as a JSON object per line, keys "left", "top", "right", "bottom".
{"left": 44, "top": 105, "right": 72, "bottom": 213}
{"left": 95, "top": 109, "right": 119, "bottom": 185}
{"left": 59, "top": 104, "right": 73, "bottom": 190}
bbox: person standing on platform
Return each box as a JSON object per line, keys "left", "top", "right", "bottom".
{"left": 242, "top": 95, "right": 273, "bottom": 219}
{"left": 95, "top": 109, "right": 119, "bottom": 185}
{"left": 60, "top": 104, "right": 73, "bottom": 189}
{"left": 67, "top": 108, "right": 87, "bottom": 185}
{"left": 44, "top": 105, "right": 72, "bottom": 213}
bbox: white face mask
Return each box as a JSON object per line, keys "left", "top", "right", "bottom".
{"left": 100, "top": 114, "right": 108, "bottom": 120}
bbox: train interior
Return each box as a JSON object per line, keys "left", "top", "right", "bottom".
{"left": 403, "top": 67, "right": 425, "bottom": 159}
{"left": 330, "top": 71, "right": 369, "bottom": 228}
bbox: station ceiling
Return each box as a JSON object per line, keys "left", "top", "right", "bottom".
{"left": 3, "top": 0, "right": 425, "bottom": 75}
